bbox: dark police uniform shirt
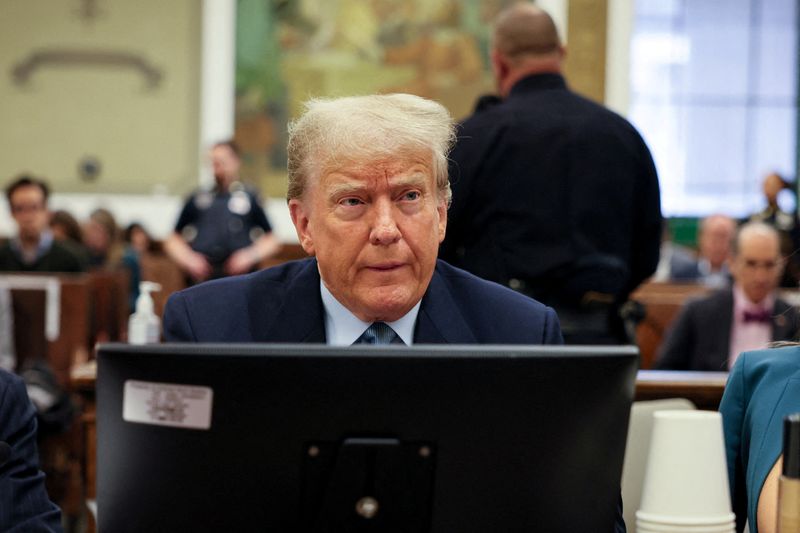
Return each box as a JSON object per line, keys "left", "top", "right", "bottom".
{"left": 174, "top": 182, "right": 272, "bottom": 276}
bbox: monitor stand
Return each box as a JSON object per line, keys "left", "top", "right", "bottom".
{"left": 301, "top": 437, "right": 436, "bottom": 532}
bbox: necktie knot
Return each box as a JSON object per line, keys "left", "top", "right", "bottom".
{"left": 743, "top": 308, "right": 771, "bottom": 323}
{"left": 353, "top": 322, "right": 403, "bottom": 345}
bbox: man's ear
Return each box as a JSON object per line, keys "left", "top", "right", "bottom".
{"left": 288, "top": 199, "right": 315, "bottom": 256}
{"left": 490, "top": 50, "right": 507, "bottom": 83}
{"left": 437, "top": 198, "right": 448, "bottom": 243}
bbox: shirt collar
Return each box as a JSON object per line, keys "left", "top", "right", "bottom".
{"left": 509, "top": 73, "right": 567, "bottom": 97}
{"left": 732, "top": 283, "right": 775, "bottom": 315}
{"left": 320, "top": 281, "right": 420, "bottom": 346}
{"left": 11, "top": 230, "right": 53, "bottom": 264}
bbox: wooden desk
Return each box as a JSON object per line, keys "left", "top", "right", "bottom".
{"left": 4, "top": 273, "right": 91, "bottom": 388}
{"left": 634, "top": 370, "right": 728, "bottom": 410}
{"left": 631, "top": 282, "right": 711, "bottom": 369}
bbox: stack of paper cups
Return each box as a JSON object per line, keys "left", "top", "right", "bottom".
{"left": 636, "top": 411, "right": 735, "bottom": 532}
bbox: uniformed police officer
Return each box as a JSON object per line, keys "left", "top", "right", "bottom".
{"left": 165, "top": 141, "right": 281, "bottom": 282}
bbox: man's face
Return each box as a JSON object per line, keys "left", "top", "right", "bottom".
{"left": 83, "top": 219, "right": 110, "bottom": 255}
{"left": 9, "top": 185, "right": 49, "bottom": 241}
{"left": 211, "top": 145, "right": 240, "bottom": 188}
{"left": 699, "top": 218, "right": 735, "bottom": 270}
{"left": 730, "top": 232, "right": 782, "bottom": 304}
{"left": 763, "top": 173, "right": 784, "bottom": 204}
{"left": 289, "top": 156, "right": 447, "bottom": 322}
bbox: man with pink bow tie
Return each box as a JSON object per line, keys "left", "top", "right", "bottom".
{"left": 655, "top": 222, "right": 800, "bottom": 371}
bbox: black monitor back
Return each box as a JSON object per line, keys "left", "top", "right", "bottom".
{"left": 97, "top": 343, "right": 638, "bottom": 533}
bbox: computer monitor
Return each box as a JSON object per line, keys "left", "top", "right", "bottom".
{"left": 96, "top": 343, "right": 638, "bottom": 533}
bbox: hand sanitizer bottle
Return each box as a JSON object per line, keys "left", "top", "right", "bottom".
{"left": 128, "top": 282, "right": 162, "bottom": 344}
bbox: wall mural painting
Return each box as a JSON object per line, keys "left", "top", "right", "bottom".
{"left": 234, "top": 0, "right": 516, "bottom": 196}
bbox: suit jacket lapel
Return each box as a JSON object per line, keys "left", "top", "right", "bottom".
{"left": 254, "top": 259, "right": 326, "bottom": 343}
{"left": 251, "top": 260, "right": 477, "bottom": 344}
{"left": 711, "top": 290, "right": 734, "bottom": 370}
{"left": 414, "top": 267, "right": 477, "bottom": 344}
{"left": 771, "top": 299, "right": 795, "bottom": 341}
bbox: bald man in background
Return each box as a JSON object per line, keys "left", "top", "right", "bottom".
{"left": 656, "top": 222, "right": 800, "bottom": 371}
{"left": 440, "top": 2, "right": 661, "bottom": 345}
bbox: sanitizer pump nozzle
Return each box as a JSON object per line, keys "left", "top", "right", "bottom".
{"left": 128, "top": 281, "right": 162, "bottom": 344}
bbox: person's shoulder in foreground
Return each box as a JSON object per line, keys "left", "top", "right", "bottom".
{"left": 720, "top": 346, "right": 800, "bottom": 533}
{"left": 163, "top": 257, "right": 563, "bottom": 345}
{"left": 0, "top": 368, "right": 63, "bottom": 532}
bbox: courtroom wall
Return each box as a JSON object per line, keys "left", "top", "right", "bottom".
{"left": 0, "top": 0, "right": 201, "bottom": 196}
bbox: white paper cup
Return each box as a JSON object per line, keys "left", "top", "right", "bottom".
{"left": 637, "top": 511, "right": 736, "bottom": 526}
{"left": 637, "top": 511, "right": 735, "bottom": 532}
{"left": 636, "top": 522, "right": 736, "bottom": 533}
{"left": 638, "top": 411, "right": 733, "bottom": 520}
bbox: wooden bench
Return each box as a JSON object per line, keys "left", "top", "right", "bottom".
{"left": 630, "top": 282, "right": 712, "bottom": 369}
{"left": 88, "top": 269, "right": 130, "bottom": 345}
{"left": 2, "top": 273, "right": 93, "bottom": 529}
{"left": 4, "top": 273, "right": 92, "bottom": 387}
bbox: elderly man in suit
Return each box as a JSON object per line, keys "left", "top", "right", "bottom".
{"left": 655, "top": 222, "right": 800, "bottom": 371}
{"left": 0, "top": 368, "right": 62, "bottom": 531}
{"left": 164, "top": 93, "right": 562, "bottom": 346}
{"left": 163, "top": 93, "right": 635, "bottom": 532}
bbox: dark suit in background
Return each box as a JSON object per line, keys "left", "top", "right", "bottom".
{"left": 0, "top": 369, "right": 62, "bottom": 532}
{"left": 655, "top": 289, "right": 800, "bottom": 371}
{"left": 667, "top": 247, "right": 703, "bottom": 281}
{"left": 0, "top": 239, "right": 86, "bottom": 273}
{"left": 164, "top": 258, "right": 562, "bottom": 345}
{"left": 440, "top": 73, "right": 661, "bottom": 343}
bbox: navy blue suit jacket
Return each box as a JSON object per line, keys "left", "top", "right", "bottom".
{"left": 0, "top": 369, "right": 62, "bottom": 532}
{"left": 164, "top": 258, "right": 562, "bottom": 344}
{"left": 163, "top": 258, "right": 635, "bottom": 532}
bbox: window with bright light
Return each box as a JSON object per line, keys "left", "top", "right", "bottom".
{"left": 629, "top": 0, "right": 798, "bottom": 217}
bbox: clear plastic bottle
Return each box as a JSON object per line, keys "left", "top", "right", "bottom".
{"left": 128, "top": 281, "right": 162, "bottom": 344}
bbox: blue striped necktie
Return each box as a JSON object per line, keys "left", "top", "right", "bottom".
{"left": 353, "top": 322, "right": 404, "bottom": 345}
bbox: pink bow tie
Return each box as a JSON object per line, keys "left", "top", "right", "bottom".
{"left": 743, "top": 309, "right": 771, "bottom": 323}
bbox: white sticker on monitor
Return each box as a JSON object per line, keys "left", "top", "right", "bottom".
{"left": 123, "top": 380, "right": 213, "bottom": 430}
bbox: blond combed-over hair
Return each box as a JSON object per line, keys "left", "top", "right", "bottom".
{"left": 286, "top": 93, "right": 455, "bottom": 205}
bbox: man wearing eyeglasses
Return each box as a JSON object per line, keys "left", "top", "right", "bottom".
{"left": 0, "top": 175, "right": 86, "bottom": 273}
{"left": 655, "top": 222, "right": 800, "bottom": 371}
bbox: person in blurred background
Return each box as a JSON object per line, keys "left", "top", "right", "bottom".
{"left": 655, "top": 222, "right": 800, "bottom": 371}
{"left": 669, "top": 214, "right": 736, "bottom": 287}
{"left": 749, "top": 171, "right": 800, "bottom": 288}
{"left": 164, "top": 140, "right": 280, "bottom": 283}
{"left": 123, "top": 222, "right": 155, "bottom": 255}
{"left": 439, "top": 3, "right": 661, "bottom": 344}
{"left": 83, "top": 208, "right": 140, "bottom": 312}
{"left": 0, "top": 176, "right": 86, "bottom": 273}
{"left": 49, "top": 210, "right": 83, "bottom": 246}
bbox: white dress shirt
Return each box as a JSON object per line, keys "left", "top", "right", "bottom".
{"left": 319, "top": 281, "right": 420, "bottom": 346}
